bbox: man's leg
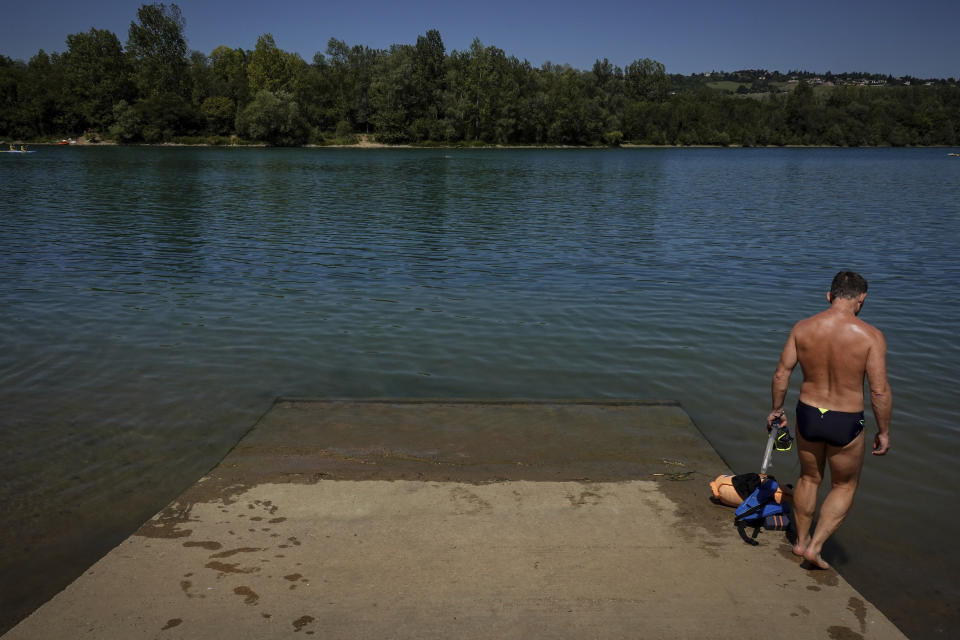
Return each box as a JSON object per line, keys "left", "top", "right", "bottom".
{"left": 792, "top": 432, "right": 826, "bottom": 558}
{"left": 802, "top": 431, "right": 866, "bottom": 569}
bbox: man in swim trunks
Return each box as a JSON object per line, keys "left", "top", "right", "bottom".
{"left": 766, "top": 271, "right": 892, "bottom": 570}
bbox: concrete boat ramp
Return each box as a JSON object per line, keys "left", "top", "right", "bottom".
{"left": 4, "top": 399, "right": 905, "bottom": 639}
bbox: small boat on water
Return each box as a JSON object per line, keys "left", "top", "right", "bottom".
{"left": 1, "top": 144, "right": 36, "bottom": 154}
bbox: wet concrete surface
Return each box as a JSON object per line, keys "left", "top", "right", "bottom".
{"left": 3, "top": 399, "right": 907, "bottom": 639}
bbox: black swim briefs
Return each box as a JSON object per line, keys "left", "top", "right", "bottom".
{"left": 795, "top": 400, "right": 865, "bottom": 447}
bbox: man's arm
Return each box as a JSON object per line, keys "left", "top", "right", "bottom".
{"left": 866, "top": 330, "right": 892, "bottom": 455}
{"left": 768, "top": 328, "right": 799, "bottom": 429}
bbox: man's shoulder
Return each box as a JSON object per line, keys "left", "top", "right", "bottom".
{"left": 792, "top": 310, "right": 829, "bottom": 332}
{"left": 856, "top": 318, "right": 886, "bottom": 344}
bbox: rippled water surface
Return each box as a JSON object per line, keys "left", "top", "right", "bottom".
{"left": 2, "top": 146, "right": 958, "bottom": 637}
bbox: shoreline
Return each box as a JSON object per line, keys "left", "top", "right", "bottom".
{"left": 16, "top": 142, "right": 960, "bottom": 150}
{"left": 11, "top": 136, "right": 959, "bottom": 151}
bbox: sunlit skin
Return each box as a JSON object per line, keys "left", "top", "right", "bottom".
{"left": 767, "top": 288, "right": 892, "bottom": 570}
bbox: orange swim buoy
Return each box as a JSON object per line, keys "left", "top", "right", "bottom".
{"left": 710, "top": 473, "right": 791, "bottom": 507}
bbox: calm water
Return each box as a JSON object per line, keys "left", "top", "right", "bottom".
{"left": 1, "top": 146, "right": 958, "bottom": 637}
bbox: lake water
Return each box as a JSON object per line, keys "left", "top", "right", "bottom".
{"left": 1, "top": 146, "right": 958, "bottom": 637}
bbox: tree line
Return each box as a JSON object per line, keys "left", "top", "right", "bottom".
{"left": 2, "top": 3, "right": 958, "bottom": 147}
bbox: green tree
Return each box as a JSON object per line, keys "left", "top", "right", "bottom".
{"left": 210, "top": 45, "right": 249, "bottom": 107}
{"left": 187, "top": 50, "right": 215, "bottom": 107}
{"left": 109, "top": 99, "right": 142, "bottom": 141}
{"left": 323, "top": 39, "right": 380, "bottom": 133}
{"left": 126, "top": 3, "right": 188, "bottom": 98}
{"left": 235, "top": 89, "right": 309, "bottom": 145}
{"left": 410, "top": 29, "right": 446, "bottom": 128}
{"left": 297, "top": 53, "right": 337, "bottom": 132}
{"left": 543, "top": 64, "right": 600, "bottom": 144}
{"left": 369, "top": 44, "right": 415, "bottom": 142}
{"left": 448, "top": 39, "right": 523, "bottom": 142}
{"left": 62, "top": 28, "right": 133, "bottom": 130}
{"left": 0, "top": 55, "right": 27, "bottom": 137}
{"left": 247, "top": 34, "right": 308, "bottom": 94}
{"left": 786, "top": 80, "right": 820, "bottom": 142}
{"left": 589, "top": 58, "right": 624, "bottom": 124}
{"left": 134, "top": 92, "right": 199, "bottom": 141}
{"left": 200, "top": 95, "right": 235, "bottom": 135}
{"left": 625, "top": 58, "right": 669, "bottom": 102}
{"left": 17, "top": 51, "right": 68, "bottom": 137}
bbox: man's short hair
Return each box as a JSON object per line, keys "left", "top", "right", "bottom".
{"left": 830, "top": 271, "right": 868, "bottom": 299}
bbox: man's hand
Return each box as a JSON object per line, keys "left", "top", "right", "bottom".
{"left": 767, "top": 409, "right": 786, "bottom": 432}
{"left": 872, "top": 431, "right": 890, "bottom": 455}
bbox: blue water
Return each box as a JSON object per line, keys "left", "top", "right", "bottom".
{"left": 1, "top": 146, "right": 958, "bottom": 637}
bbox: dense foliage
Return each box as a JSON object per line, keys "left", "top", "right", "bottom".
{"left": 2, "top": 3, "right": 958, "bottom": 146}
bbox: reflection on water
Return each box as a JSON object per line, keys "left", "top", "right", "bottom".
{"left": 1, "top": 147, "right": 958, "bottom": 637}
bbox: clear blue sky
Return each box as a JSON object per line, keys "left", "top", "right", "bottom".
{"left": 3, "top": 0, "right": 958, "bottom": 78}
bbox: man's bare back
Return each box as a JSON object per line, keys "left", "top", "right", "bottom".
{"left": 767, "top": 271, "right": 892, "bottom": 570}
{"left": 793, "top": 306, "right": 886, "bottom": 413}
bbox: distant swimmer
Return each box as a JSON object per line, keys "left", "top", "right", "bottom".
{"left": 767, "top": 271, "right": 892, "bottom": 570}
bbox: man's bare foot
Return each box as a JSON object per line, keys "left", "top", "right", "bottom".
{"left": 792, "top": 543, "right": 806, "bottom": 558}
{"left": 802, "top": 549, "right": 831, "bottom": 570}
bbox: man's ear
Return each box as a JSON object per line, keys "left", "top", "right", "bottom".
{"left": 858, "top": 293, "right": 867, "bottom": 304}
{"left": 826, "top": 291, "right": 832, "bottom": 303}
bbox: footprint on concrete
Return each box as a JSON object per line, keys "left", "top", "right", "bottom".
{"left": 567, "top": 490, "right": 603, "bottom": 507}
{"left": 292, "top": 615, "right": 315, "bottom": 633}
{"left": 826, "top": 625, "right": 863, "bottom": 640}
{"left": 847, "top": 597, "right": 867, "bottom": 633}
{"left": 183, "top": 541, "right": 222, "bottom": 551}
{"left": 210, "top": 547, "right": 263, "bottom": 559}
{"left": 161, "top": 618, "right": 182, "bottom": 631}
{"left": 450, "top": 487, "right": 492, "bottom": 514}
{"left": 206, "top": 560, "right": 259, "bottom": 575}
{"left": 233, "top": 585, "right": 259, "bottom": 605}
